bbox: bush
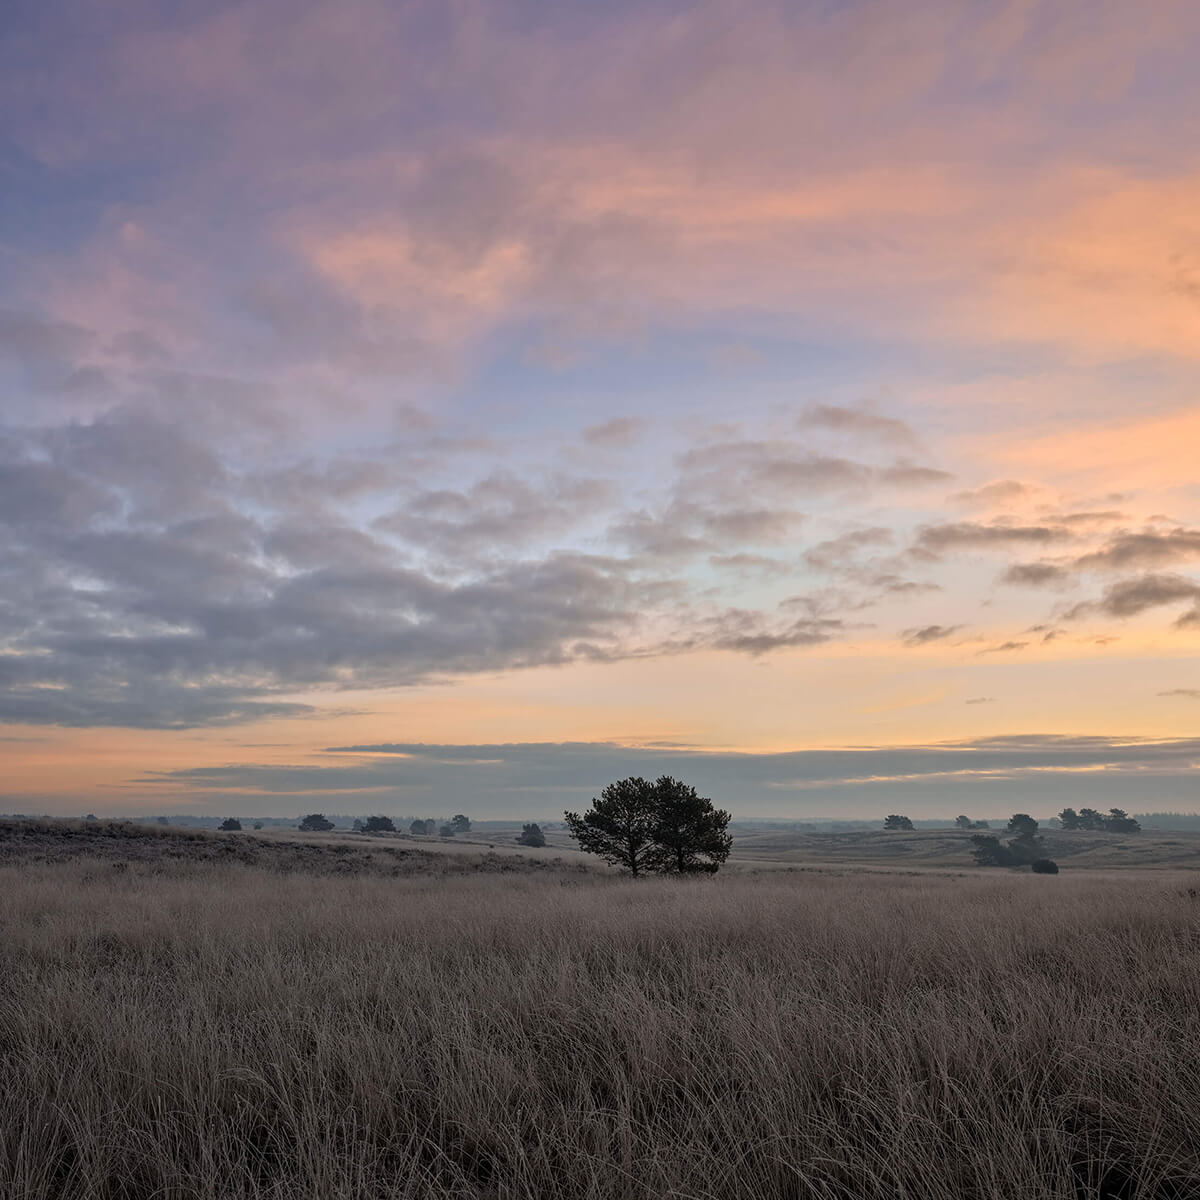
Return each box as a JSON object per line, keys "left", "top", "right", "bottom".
{"left": 298, "top": 813, "right": 335, "bottom": 832}
{"left": 362, "top": 816, "right": 396, "bottom": 833}
{"left": 218, "top": 818, "right": 242, "bottom": 832}
{"left": 884, "top": 814, "right": 914, "bottom": 830}
{"left": 517, "top": 823, "right": 546, "bottom": 847}
{"left": 1031, "top": 858, "right": 1060, "bottom": 874}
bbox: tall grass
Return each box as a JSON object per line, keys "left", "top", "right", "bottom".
{"left": 2, "top": 858, "right": 1198, "bottom": 1198}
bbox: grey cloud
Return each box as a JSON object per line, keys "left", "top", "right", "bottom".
{"left": 1001, "top": 561, "right": 1071, "bottom": 586}
{"left": 1075, "top": 528, "right": 1200, "bottom": 571}
{"left": 951, "top": 480, "right": 1033, "bottom": 507}
{"left": 915, "top": 521, "right": 1072, "bottom": 555}
{"left": 804, "top": 527, "right": 894, "bottom": 572}
{"left": 582, "top": 417, "right": 646, "bottom": 448}
{"left": 965, "top": 697, "right": 995, "bottom": 704}
{"left": 1067, "top": 573, "right": 1200, "bottom": 620}
{"left": 136, "top": 734, "right": 1200, "bottom": 816}
{"left": 0, "top": 308, "right": 93, "bottom": 374}
{"left": 977, "top": 641, "right": 1028, "bottom": 655}
{"left": 796, "top": 404, "right": 916, "bottom": 445}
{"left": 902, "top": 624, "right": 962, "bottom": 646}
{"left": 376, "top": 472, "right": 614, "bottom": 557}
{"left": 1159, "top": 688, "right": 1200, "bottom": 698}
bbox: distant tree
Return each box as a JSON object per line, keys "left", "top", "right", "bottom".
{"left": 298, "top": 813, "right": 334, "bottom": 832}
{"left": 438, "top": 823, "right": 454, "bottom": 838}
{"left": 1104, "top": 808, "right": 1141, "bottom": 833}
{"left": 517, "top": 822, "right": 546, "bottom": 847}
{"left": 450, "top": 814, "right": 472, "bottom": 834}
{"left": 157, "top": 816, "right": 170, "bottom": 825}
{"left": 1006, "top": 813, "right": 1039, "bottom": 838}
{"left": 84, "top": 813, "right": 98, "bottom": 822}
{"left": 970, "top": 834, "right": 1015, "bottom": 867}
{"left": 972, "top": 819, "right": 990, "bottom": 829}
{"left": 352, "top": 818, "right": 365, "bottom": 832}
{"left": 218, "top": 818, "right": 242, "bottom": 832}
{"left": 565, "top": 777, "right": 659, "bottom": 877}
{"left": 409, "top": 819, "right": 429, "bottom": 836}
{"left": 1077, "top": 807, "right": 1105, "bottom": 831}
{"left": 253, "top": 822, "right": 263, "bottom": 830}
{"left": 1031, "top": 858, "right": 1060, "bottom": 874}
{"left": 884, "top": 814, "right": 914, "bottom": 830}
{"left": 1058, "top": 807, "right": 1081, "bottom": 830}
{"left": 362, "top": 815, "right": 396, "bottom": 833}
{"left": 646, "top": 776, "right": 732, "bottom": 873}
{"left": 954, "top": 815, "right": 974, "bottom": 829}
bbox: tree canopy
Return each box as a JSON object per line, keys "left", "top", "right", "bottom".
{"left": 565, "top": 776, "right": 731, "bottom": 876}
{"left": 883, "top": 814, "right": 914, "bottom": 830}
{"left": 298, "top": 813, "right": 334, "bottom": 832}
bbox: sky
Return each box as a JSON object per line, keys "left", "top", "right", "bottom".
{"left": 2, "top": 0, "right": 1199, "bottom": 820}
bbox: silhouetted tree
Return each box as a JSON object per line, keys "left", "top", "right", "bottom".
{"left": 450, "top": 814, "right": 471, "bottom": 833}
{"left": 1006, "top": 813, "right": 1039, "bottom": 838}
{"left": 1104, "top": 808, "right": 1141, "bottom": 833}
{"left": 1031, "top": 858, "right": 1059, "bottom": 874}
{"left": 973, "top": 819, "right": 990, "bottom": 829}
{"left": 1058, "top": 807, "right": 1081, "bottom": 830}
{"left": 884, "top": 814, "right": 914, "bottom": 830}
{"left": 298, "top": 813, "right": 334, "bottom": 832}
{"left": 409, "top": 819, "right": 429, "bottom": 836}
{"left": 517, "top": 823, "right": 546, "bottom": 847}
{"left": 438, "top": 823, "right": 454, "bottom": 837}
{"left": 157, "top": 816, "right": 170, "bottom": 826}
{"left": 564, "top": 777, "right": 659, "bottom": 876}
{"left": 362, "top": 815, "right": 396, "bottom": 833}
{"left": 647, "top": 776, "right": 732, "bottom": 873}
{"left": 218, "top": 818, "right": 242, "bottom": 832}
{"left": 253, "top": 822, "right": 263, "bottom": 830}
{"left": 970, "top": 834, "right": 1014, "bottom": 867}
{"left": 1078, "top": 807, "right": 1105, "bottom": 830}
{"left": 955, "top": 815, "right": 973, "bottom": 829}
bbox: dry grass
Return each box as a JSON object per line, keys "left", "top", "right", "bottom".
{"left": 2, "top": 832, "right": 1199, "bottom": 1198}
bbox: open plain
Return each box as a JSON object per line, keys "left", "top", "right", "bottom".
{"left": 2, "top": 819, "right": 1199, "bottom": 1200}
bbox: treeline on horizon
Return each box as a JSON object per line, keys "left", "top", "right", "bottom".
{"left": 7, "top": 810, "right": 1200, "bottom": 829}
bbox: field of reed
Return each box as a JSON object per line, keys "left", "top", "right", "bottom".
{"left": 2, "top": 830, "right": 1199, "bottom": 1199}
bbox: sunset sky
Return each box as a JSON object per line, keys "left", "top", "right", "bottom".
{"left": 3, "top": 0, "right": 1199, "bottom": 819}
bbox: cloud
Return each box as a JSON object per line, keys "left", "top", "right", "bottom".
{"left": 951, "top": 480, "right": 1033, "bottom": 507}
{"left": 965, "top": 697, "right": 995, "bottom": 705}
{"left": 1000, "top": 562, "right": 1071, "bottom": 586}
{"left": 1067, "top": 573, "right": 1200, "bottom": 620}
{"left": 135, "top": 733, "right": 1200, "bottom": 815}
{"left": 1159, "top": 689, "right": 1200, "bottom": 699}
{"left": 902, "top": 624, "right": 963, "bottom": 646}
{"left": 977, "top": 641, "right": 1028, "bottom": 655}
{"left": 915, "top": 521, "right": 1072, "bottom": 555}
{"left": 1074, "top": 528, "right": 1200, "bottom": 571}
{"left": 796, "top": 404, "right": 916, "bottom": 446}
{"left": 582, "top": 417, "right": 646, "bottom": 448}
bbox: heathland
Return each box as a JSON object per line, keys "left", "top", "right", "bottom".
{"left": 2, "top": 819, "right": 1199, "bottom": 1199}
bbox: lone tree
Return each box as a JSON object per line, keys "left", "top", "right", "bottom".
{"left": 362, "top": 815, "right": 396, "bottom": 833}
{"left": 647, "top": 776, "right": 732, "bottom": 873}
{"left": 409, "top": 819, "right": 429, "bottom": 836}
{"left": 298, "top": 813, "right": 334, "bottom": 832}
{"left": 954, "top": 815, "right": 973, "bottom": 829}
{"left": 884, "top": 814, "right": 914, "bottom": 830}
{"left": 218, "top": 818, "right": 242, "bottom": 832}
{"left": 565, "top": 776, "right": 731, "bottom": 876}
{"left": 450, "top": 813, "right": 472, "bottom": 834}
{"left": 564, "top": 777, "right": 660, "bottom": 877}
{"left": 517, "top": 822, "right": 546, "bottom": 847}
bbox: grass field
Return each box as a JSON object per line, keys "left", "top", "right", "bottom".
{"left": 2, "top": 821, "right": 1199, "bottom": 1198}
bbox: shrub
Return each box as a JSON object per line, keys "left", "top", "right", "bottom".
{"left": 884, "top": 814, "right": 914, "bottom": 830}
{"left": 1031, "top": 858, "right": 1060, "bottom": 874}
{"left": 298, "top": 813, "right": 335, "bottom": 832}
{"left": 517, "top": 823, "right": 546, "bottom": 847}
{"left": 362, "top": 816, "right": 396, "bottom": 833}
{"left": 218, "top": 818, "right": 242, "bottom": 832}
